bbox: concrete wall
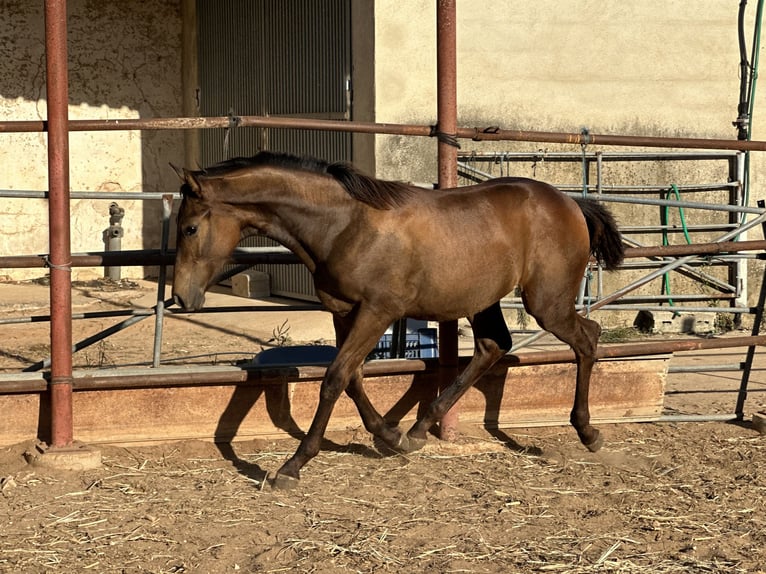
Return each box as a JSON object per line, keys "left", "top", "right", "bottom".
{"left": 0, "top": 0, "right": 184, "bottom": 281}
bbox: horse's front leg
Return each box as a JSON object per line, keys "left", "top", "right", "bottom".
{"left": 273, "top": 310, "right": 390, "bottom": 488}
{"left": 271, "top": 360, "right": 349, "bottom": 488}
{"left": 333, "top": 315, "right": 403, "bottom": 449}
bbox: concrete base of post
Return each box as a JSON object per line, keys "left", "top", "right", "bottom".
{"left": 25, "top": 441, "right": 102, "bottom": 471}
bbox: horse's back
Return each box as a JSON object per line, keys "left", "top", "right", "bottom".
{"left": 425, "top": 176, "right": 585, "bottom": 233}
{"left": 394, "top": 176, "right": 588, "bottom": 263}
{"left": 366, "top": 176, "right": 592, "bottom": 319}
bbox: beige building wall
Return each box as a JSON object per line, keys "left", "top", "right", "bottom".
{"left": 373, "top": 1, "right": 764, "bottom": 176}
{"left": 0, "top": 0, "right": 184, "bottom": 281}
{"left": 1, "top": 0, "right": 764, "bottom": 320}
{"left": 373, "top": 1, "right": 765, "bottom": 325}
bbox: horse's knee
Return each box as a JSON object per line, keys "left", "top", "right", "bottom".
{"left": 585, "top": 318, "right": 601, "bottom": 345}
{"left": 319, "top": 364, "right": 352, "bottom": 402}
{"left": 580, "top": 315, "right": 601, "bottom": 338}
{"left": 319, "top": 383, "right": 344, "bottom": 403}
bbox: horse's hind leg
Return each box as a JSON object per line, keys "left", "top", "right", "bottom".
{"left": 399, "top": 302, "right": 512, "bottom": 452}
{"left": 524, "top": 291, "right": 603, "bottom": 451}
{"left": 567, "top": 315, "right": 603, "bottom": 451}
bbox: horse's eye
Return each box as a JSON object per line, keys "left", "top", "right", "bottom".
{"left": 183, "top": 225, "right": 198, "bottom": 237}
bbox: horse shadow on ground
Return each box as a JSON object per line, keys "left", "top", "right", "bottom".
{"left": 214, "top": 359, "right": 544, "bottom": 483}
{"left": 213, "top": 379, "right": 428, "bottom": 484}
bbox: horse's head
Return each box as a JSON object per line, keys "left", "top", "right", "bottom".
{"left": 170, "top": 165, "right": 243, "bottom": 311}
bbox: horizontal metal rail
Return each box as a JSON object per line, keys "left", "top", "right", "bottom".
{"left": 6, "top": 184, "right": 739, "bottom": 200}
{"left": 0, "top": 247, "right": 300, "bottom": 269}
{"left": 2, "top": 240, "right": 764, "bottom": 271}
{"left": 0, "top": 304, "right": 323, "bottom": 326}
{"left": 458, "top": 151, "right": 741, "bottom": 162}
{"left": 4, "top": 114, "right": 766, "bottom": 152}
{"left": 0, "top": 189, "right": 180, "bottom": 200}
{"left": 558, "top": 183, "right": 736, "bottom": 193}
{"left": 620, "top": 224, "right": 738, "bottom": 233}
{"left": 2, "top": 335, "right": 764, "bottom": 395}
{"left": 501, "top": 302, "right": 751, "bottom": 315}
{"left": 579, "top": 193, "right": 762, "bottom": 214}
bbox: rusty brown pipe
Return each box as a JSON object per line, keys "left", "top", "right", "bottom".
{"left": 4, "top": 335, "right": 762, "bottom": 395}
{"left": 435, "top": 0, "right": 461, "bottom": 440}
{"left": 3, "top": 115, "right": 766, "bottom": 152}
{"left": 44, "top": 0, "right": 74, "bottom": 448}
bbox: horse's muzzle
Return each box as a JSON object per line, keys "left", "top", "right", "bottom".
{"left": 172, "top": 292, "right": 203, "bottom": 311}
{"left": 172, "top": 282, "right": 206, "bottom": 311}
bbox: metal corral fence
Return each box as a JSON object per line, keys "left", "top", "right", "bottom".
{"left": 459, "top": 151, "right": 756, "bottom": 321}
{"left": 1, "top": 150, "right": 766, "bottom": 425}
{"left": 0, "top": 151, "right": 763, "bottom": 359}
{"left": 1, "top": 1, "right": 766, "bottom": 448}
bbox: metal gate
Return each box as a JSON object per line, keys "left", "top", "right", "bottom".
{"left": 197, "top": 0, "right": 352, "bottom": 299}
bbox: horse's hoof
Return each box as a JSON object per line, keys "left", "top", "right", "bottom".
{"left": 584, "top": 431, "right": 604, "bottom": 453}
{"left": 373, "top": 434, "right": 401, "bottom": 456}
{"left": 398, "top": 434, "right": 427, "bottom": 453}
{"left": 270, "top": 472, "right": 300, "bottom": 490}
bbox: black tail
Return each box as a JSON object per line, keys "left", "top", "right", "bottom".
{"left": 574, "top": 198, "right": 624, "bottom": 271}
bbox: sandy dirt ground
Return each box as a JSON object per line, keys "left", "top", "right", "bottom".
{"left": 0, "top": 279, "right": 765, "bottom": 573}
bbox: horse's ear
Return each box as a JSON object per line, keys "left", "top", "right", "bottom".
{"left": 169, "top": 163, "right": 203, "bottom": 198}
{"left": 170, "top": 162, "right": 185, "bottom": 182}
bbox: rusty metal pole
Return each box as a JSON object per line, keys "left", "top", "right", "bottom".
{"left": 436, "top": 0, "right": 460, "bottom": 441}
{"left": 45, "top": 0, "right": 74, "bottom": 447}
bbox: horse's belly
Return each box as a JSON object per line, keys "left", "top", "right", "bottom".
{"left": 405, "top": 260, "right": 518, "bottom": 321}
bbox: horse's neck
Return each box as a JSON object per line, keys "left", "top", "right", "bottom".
{"left": 231, "top": 171, "right": 355, "bottom": 272}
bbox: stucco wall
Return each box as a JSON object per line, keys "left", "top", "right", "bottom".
{"left": 1, "top": 1, "right": 764, "bottom": 321}
{"left": 374, "top": 1, "right": 765, "bottom": 178}
{"left": 373, "top": 1, "right": 766, "bottom": 325}
{"left": 0, "top": 0, "right": 184, "bottom": 281}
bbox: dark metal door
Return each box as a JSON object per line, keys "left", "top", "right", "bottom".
{"left": 197, "top": 0, "right": 352, "bottom": 299}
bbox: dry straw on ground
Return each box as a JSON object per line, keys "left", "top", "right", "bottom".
{"left": 1, "top": 421, "right": 764, "bottom": 573}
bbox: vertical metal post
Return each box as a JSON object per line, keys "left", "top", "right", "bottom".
{"left": 152, "top": 195, "right": 174, "bottom": 367}
{"left": 45, "top": 0, "right": 74, "bottom": 447}
{"left": 436, "top": 0, "right": 460, "bottom": 441}
{"left": 735, "top": 199, "right": 766, "bottom": 418}
{"left": 733, "top": 152, "right": 748, "bottom": 313}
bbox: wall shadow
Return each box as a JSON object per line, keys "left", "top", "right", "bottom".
{"left": 0, "top": 1, "right": 186, "bottom": 272}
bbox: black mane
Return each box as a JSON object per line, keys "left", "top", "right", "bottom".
{"left": 206, "top": 151, "right": 415, "bottom": 210}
